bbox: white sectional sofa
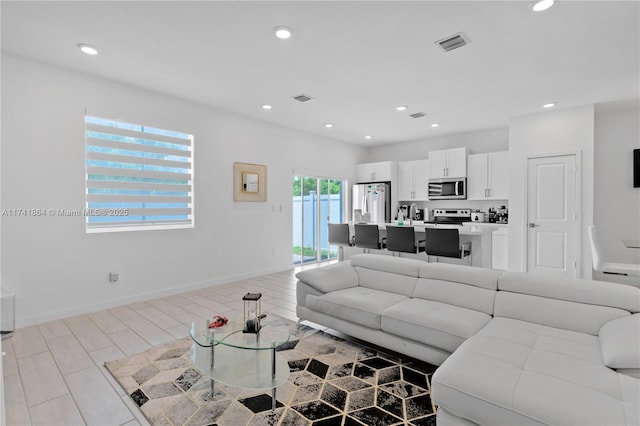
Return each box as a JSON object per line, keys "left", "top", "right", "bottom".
{"left": 295, "top": 254, "right": 640, "bottom": 426}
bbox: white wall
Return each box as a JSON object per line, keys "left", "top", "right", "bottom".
{"left": 365, "top": 127, "right": 508, "bottom": 163}
{"left": 593, "top": 101, "right": 640, "bottom": 271}
{"left": 365, "top": 127, "right": 509, "bottom": 219}
{"left": 0, "top": 54, "right": 367, "bottom": 326}
{"left": 508, "top": 105, "right": 595, "bottom": 278}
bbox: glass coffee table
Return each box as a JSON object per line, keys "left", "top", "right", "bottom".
{"left": 189, "top": 316, "right": 291, "bottom": 410}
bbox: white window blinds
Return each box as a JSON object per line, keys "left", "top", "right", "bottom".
{"left": 85, "top": 115, "right": 193, "bottom": 232}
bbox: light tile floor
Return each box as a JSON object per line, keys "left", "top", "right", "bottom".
{"left": 3, "top": 263, "right": 328, "bottom": 426}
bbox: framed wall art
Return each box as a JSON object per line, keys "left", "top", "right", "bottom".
{"left": 233, "top": 162, "right": 267, "bottom": 202}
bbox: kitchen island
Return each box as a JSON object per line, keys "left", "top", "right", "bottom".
{"left": 344, "top": 222, "right": 499, "bottom": 268}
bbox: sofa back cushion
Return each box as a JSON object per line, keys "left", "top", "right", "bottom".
{"left": 495, "top": 272, "right": 638, "bottom": 335}
{"left": 413, "top": 263, "right": 501, "bottom": 315}
{"left": 498, "top": 272, "right": 640, "bottom": 313}
{"left": 351, "top": 254, "right": 421, "bottom": 297}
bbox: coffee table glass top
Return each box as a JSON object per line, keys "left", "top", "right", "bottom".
{"left": 190, "top": 315, "right": 290, "bottom": 350}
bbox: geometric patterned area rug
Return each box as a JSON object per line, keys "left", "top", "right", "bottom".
{"left": 105, "top": 319, "right": 438, "bottom": 426}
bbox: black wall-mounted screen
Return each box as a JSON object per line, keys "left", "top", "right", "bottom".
{"left": 635, "top": 149, "right": 640, "bottom": 188}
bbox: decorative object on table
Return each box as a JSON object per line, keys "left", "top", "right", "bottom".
{"left": 233, "top": 162, "right": 267, "bottom": 202}
{"left": 243, "top": 292, "right": 263, "bottom": 333}
{"left": 208, "top": 315, "right": 228, "bottom": 328}
{"left": 104, "top": 319, "right": 438, "bottom": 426}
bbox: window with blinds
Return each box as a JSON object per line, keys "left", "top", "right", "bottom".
{"left": 85, "top": 115, "right": 193, "bottom": 232}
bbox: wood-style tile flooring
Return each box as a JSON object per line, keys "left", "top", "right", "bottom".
{"left": 2, "top": 263, "right": 328, "bottom": 425}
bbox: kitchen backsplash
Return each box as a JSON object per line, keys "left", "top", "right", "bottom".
{"left": 397, "top": 199, "right": 509, "bottom": 222}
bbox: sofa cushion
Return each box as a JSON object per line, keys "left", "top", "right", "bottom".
{"left": 432, "top": 317, "right": 640, "bottom": 426}
{"left": 354, "top": 267, "right": 418, "bottom": 297}
{"left": 498, "top": 271, "right": 640, "bottom": 313}
{"left": 295, "top": 261, "right": 358, "bottom": 293}
{"left": 413, "top": 278, "right": 496, "bottom": 315}
{"left": 600, "top": 313, "right": 640, "bottom": 369}
{"left": 494, "top": 291, "right": 630, "bottom": 335}
{"left": 350, "top": 253, "right": 423, "bottom": 277}
{"left": 616, "top": 369, "right": 640, "bottom": 379}
{"left": 419, "top": 262, "right": 501, "bottom": 291}
{"left": 306, "top": 287, "right": 408, "bottom": 329}
{"left": 381, "top": 299, "right": 492, "bottom": 353}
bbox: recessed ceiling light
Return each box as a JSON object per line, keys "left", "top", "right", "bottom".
{"left": 324, "top": 123, "right": 334, "bottom": 128}
{"left": 543, "top": 102, "right": 556, "bottom": 108}
{"left": 396, "top": 106, "right": 407, "bottom": 111}
{"left": 77, "top": 43, "right": 98, "bottom": 55}
{"left": 431, "top": 123, "right": 440, "bottom": 128}
{"left": 274, "top": 26, "right": 292, "bottom": 39}
{"left": 532, "top": 0, "right": 554, "bottom": 12}
{"left": 261, "top": 104, "right": 272, "bottom": 110}
{"left": 364, "top": 135, "right": 372, "bottom": 140}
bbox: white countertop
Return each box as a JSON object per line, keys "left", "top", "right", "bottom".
{"left": 462, "top": 222, "right": 508, "bottom": 228}
{"left": 350, "top": 222, "right": 498, "bottom": 235}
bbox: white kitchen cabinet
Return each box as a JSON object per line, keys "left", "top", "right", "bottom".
{"left": 398, "top": 159, "right": 429, "bottom": 201}
{"left": 356, "top": 161, "right": 396, "bottom": 182}
{"left": 429, "top": 147, "right": 467, "bottom": 178}
{"left": 467, "top": 151, "right": 508, "bottom": 200}
{"left": 467, "top": 154, "right": 488, "bottom": 200}
{"left": 492, "top": 226, "right": 509, "bottom": 270}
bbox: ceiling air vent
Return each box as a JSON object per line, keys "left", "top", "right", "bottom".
{"left": 410, "top": 112, "right": 426, "bottom": 119}
{"left": 435, "top": 32, "right": 470, "bottom": 52}
{"left": 292, "top": 93, "right": 314, "bottom": 102}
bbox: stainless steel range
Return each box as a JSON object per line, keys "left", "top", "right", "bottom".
{"left": 426, "top": 208, "right": 471, "bottom": 225}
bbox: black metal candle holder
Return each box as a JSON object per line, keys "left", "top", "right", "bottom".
{"left": 243, "top": 292, "right": 263, "bottom": 334}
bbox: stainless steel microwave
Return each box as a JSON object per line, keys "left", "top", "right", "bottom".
{"left": 428, "top": 178, "right": 467, "bottom": 200}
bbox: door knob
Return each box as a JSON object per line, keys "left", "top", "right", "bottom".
{"left": 529, "top": 223, "right": 539, "bottom": 228}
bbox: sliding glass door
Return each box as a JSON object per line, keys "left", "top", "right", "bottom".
{"left": 293, "top": 176, "right": 345, "bottom": 265}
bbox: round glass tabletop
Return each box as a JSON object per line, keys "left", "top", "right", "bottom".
{"left": 190, "top": 315, "right": 290, "bottom": 350}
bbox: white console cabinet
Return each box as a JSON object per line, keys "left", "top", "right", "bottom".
{"left": 467, "top": 151, "right": 508, "bottom": 200}
{"left": 398, "top": 159, "right": 429, "bottom": 201}
{"left": 429, "top": 147, "right": 467, "bottom": 178}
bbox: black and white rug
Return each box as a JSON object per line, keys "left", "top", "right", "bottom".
{"left": 105, "top": 320, "right": 438, "bottom": 426}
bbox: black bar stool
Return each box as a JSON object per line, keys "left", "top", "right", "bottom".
{"left": 354, "top": 224, "right": 387, "bottom": 253}
{"left": 328, "top": 223, "right": 354, "bottom": 261}
{"left": 385, "top": 226, "right": 426, "bottom": 259}
{"left": 425, "top": 228, "right": 471, "bottom": 265}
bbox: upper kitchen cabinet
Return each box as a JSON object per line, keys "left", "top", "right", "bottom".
{"left": 398, "top": 159, "right": 430, "bottom": 201}
{"left": 356, "top": 161, "right": 397, "bottom": 183}
{"left": 429, "top": 147, "right": 467, "bottom": 178}
{"left": 467, "top": 151, "right": 509, "bottom": 200}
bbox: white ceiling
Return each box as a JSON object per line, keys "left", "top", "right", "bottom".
{"left": 2, "top": 1, "right": 638, "bottom": 146}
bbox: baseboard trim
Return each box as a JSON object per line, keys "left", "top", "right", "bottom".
{"left": 15, "top": 263, "right": 293, "bottom": 328}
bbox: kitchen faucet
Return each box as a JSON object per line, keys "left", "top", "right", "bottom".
{"left": 409, "top": 203, "right": 417, "bottom": 226}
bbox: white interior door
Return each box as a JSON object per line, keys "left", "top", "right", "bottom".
{"left": 527, "top": 154, "right": 578, "bottom": 278}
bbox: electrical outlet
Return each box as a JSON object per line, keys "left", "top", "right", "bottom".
{"left": 109, "top": 272, "right": 119, "bottom": 283}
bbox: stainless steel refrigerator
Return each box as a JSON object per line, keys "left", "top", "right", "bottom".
{"left": 352, "top": 182, "right": 391, "bottom": 224}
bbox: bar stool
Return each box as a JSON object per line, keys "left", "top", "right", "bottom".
{"left": 425, "top": 228, "right": 471, "bottom": 265}
{"left": 354, "top": 224, "right": 387, "bottom": 253}
{"left": 328, "top": 223, "right": 354, "bottom": 261}
{"left": 385, "top": 226, "right": 426, "bottom": 259}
